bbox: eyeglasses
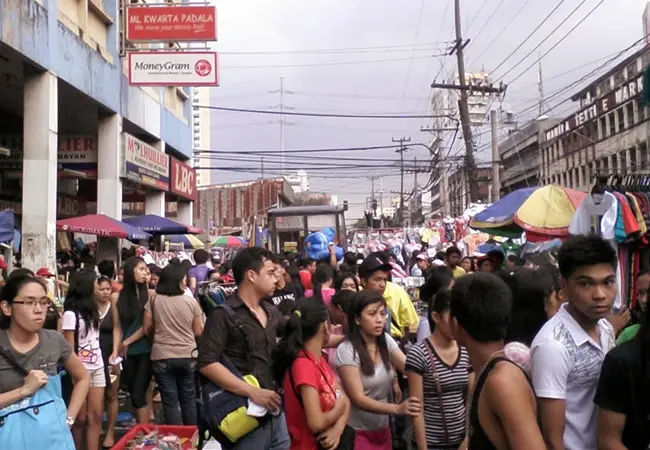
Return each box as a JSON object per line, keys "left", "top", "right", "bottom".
{"left": 13, "top": 299, "right": 51, "bottom": 308}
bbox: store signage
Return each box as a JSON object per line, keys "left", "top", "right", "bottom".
{"left": 128, "top": 51, "right": 218, "bottom": 87}
{"left": 0, "top": 195, "right": 86, "bottom": 217}
{"left": 0, "top": 136, "right": 98, "bottom": 178}
{"left": 122, "top": 133, "right": 170, "bottom": 191}
{"left": 545, "top": 75, "right": 644, "bottom": 141}
{"left": 170, "top": 157, "right": 197, "bottom": 201}
{"left": 126, "top": 5, "right": 217, "bottom": 42}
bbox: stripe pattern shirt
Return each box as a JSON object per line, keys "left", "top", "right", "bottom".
{"left": 405, "top": 341, "right": 471, "bottom": 447}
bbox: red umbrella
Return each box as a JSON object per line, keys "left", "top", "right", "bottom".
{"left": 56, "top": 214, "right": 152, "bottom": 240}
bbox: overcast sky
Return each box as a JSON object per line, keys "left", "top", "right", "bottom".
{"left": 205, "top": 0, "right": 648, "bottom": 220}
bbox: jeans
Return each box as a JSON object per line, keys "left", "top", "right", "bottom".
{"left": 152, "top": 358, "right": 198, "bottom": 426}
{"left": 230, "top": 412, "right": 290, "bottom": 450}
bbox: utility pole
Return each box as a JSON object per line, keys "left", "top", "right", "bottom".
{"left": 378, "top": 178, "right": 385, "bottom": 228}
{"left": 260, "top": 157, "right": 265, "bottom": 180}
{"left": 490, "top": 109, "right": 500, "bottom": 202}
{"left": 368, "top": 176, "right": 379, "bottom": 217}
{"left": 453, "top": 0, "right": 478, "bottom": 203}
{"left": 538, "top": 59, "right": 545, "bottom": 117}
{"left": 392, "top": 136, "right": 411, "bottom": 224}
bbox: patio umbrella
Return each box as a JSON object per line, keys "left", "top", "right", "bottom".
{"left": 123, "top": 214, "right": 194, "bottom": 235}
{"left": 469, "top": 185, "right": 586, "bottom": 240}
{"left": 212, "top": 235, "right": 246, "bottom": 248}
{"left": 166, "top": 234, "right": 205, "bottom": 249}
{"left": 57, "top": 214, "right": 152, "bottom": 240}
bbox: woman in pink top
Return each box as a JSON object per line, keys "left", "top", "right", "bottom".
{"left": 305, "top": 264, "right": 336, "bottom": 305}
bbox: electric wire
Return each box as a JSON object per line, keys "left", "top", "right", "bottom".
{"left": 221, "top": 54, "right": 443, "bottom": 69}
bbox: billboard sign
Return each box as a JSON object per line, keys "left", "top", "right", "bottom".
{"left": 170, "top": 157, "right": 197, "bottom": 202}
{"left": 128, "top": 51, "right": 218, "bottom": 87}
{"left": 126, "top": 5, "right": 217, "bottom": 42}
{"left": 122, "top": 133, "right": 170, "bottom": 191}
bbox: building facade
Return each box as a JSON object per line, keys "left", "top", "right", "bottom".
{"left": 542, "top": 44, "right": 650, "bottom": 191}
{"left": 448, "top": 167, "right": 491, "bottom": 217}
{"left": 285, "top": 170, "right": 310, "bottom": 193}
{"left": 192, "top": 87, "right": 213, "bottom": 187}
{"left": 499, "top": 117, "right": 560, "bottom": 194}
{"left": 0, "top": 0, "right": 195, "bottom": 270}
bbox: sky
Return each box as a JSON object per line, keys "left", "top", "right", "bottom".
{"left": 202, "top": 0, "right": 648, "bottom": 221}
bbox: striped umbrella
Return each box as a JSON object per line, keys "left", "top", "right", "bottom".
{"left": 212, "top": 235, "right": 246, "bottom": 248}
{"left": 166, "top": 234, "right": 205, "bottom": 249}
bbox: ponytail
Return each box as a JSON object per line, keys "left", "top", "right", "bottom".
{"left": 272, "top": 298, "right": 330, "bottom": 385}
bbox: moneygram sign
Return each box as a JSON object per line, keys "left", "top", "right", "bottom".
{"left": 126, "top": 5, "right": 217, "bottom": 42}
{"left": 128, "top": 51, "right": 218, "bottom": 87}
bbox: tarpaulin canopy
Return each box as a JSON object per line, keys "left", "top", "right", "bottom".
{"left": 57, "top": 214, "right": 152, "bottom": 240}
{"left": 469, "top": 185, "right": 586, "bottom": 240}
{"left": 123, "top": 214, "right": 199, "bottom": 236}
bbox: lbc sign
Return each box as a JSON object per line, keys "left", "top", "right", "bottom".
{"left": 170, "top": 157, "right": 197, "bottom": 202}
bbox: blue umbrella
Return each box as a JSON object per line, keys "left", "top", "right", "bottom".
{"left": 471, "top": 187, "right": 538, "bottom": 227}
{"left": 123, "top": 214, "right": 190, "bottom": 235}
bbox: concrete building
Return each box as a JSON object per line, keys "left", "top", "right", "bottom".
{"left": 0, "top": 0, "right": 194, "bottom": 270}
{"left": 285, "top": 170, "right": 310, "bottom": 193}
{"left": 192, "top": 87, "right": 212, "bottom": 187}
{"left": 447, "top": 167, "right": 491, "bottom": 217}
{"left": 431, "top": 70, "right": 493, "bottom": 129}
{"left": 499, "top": 117, "right": 560, "bottom": 195}
{"left": 541, "top": 42, "right": 650, "bottom": 190}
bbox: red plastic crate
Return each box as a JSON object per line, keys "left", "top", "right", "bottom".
{"left": 111, "top": 424, "right": 198, "bottom": 450}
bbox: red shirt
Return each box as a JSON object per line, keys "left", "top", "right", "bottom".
{"left": 284, "top": 351, "right": 337, "bottom": 450}
{"left": 299, "top": 270, "right": 312, "bottom": 291}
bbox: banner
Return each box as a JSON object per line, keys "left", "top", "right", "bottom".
{"left": 170, "top": 157, "right": 197, "bottom": 201}
{"left": 126, "top": 5, "right": 217, "bottom": 42}
{"left": 122, "top": 133, "right": 169, "bottom": 191}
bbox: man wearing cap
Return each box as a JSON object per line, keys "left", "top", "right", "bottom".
{"left": 359, "top": 253, "right": 419, "bottom": 345}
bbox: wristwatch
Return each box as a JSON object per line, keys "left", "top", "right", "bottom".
{"left": 66, "top": 417, "right": 75, "bottom": 428}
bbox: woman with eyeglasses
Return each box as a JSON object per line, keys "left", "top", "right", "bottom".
{"left": 0, "top": 273, "right": 89, "bottom": 446}
{"left": 62, "top": 269, "right": 105, "bottom": 450}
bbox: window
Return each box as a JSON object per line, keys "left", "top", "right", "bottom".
{"left": 617, "top": 108, "right": 626, "bottom": 131}
{"left": 609, "top": 113, "right": 616, "bottom": 137}
{"left": 626, "top": 102, "right": 635, "bottom": 127}
{"left": 57, "top": 0, "right": 113, "bottom": 61}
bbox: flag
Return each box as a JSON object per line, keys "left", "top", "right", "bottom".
{"left": 249, "top": 218, "right": 263, "bottom": 248}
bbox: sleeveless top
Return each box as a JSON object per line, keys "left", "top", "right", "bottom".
{"left": 469, "top": 356, "right": 538, "bottom": 450}
{"left": 98, "top": 303, "right": 114, "bottom": 357}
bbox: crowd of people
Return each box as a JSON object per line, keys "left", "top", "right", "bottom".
{"left": 0, "top": 234, "right": 647, "bottom": 450}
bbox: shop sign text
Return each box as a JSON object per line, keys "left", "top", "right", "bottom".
{"left": 128, "top": 51, "right": 218, "bottom": 86}
{"left": 0, "top": 136, "right": 98, "bottom": 178}
{"left": 545, "top": 76, "right": 644, "bottom": 142}
{"left": 0, "top": 195, "right": 86, "bottom": 218}
{"left": 170, "top": 157, "right": 197, "bottom": 201}
{"left": 123, "top": 133, "right": 170, "bottom": 191}
{"left": 126, "top": 5, "right": 217, "bottom": 42}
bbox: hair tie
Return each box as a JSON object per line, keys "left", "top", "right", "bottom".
{"left": 294, "top": 310, "right": 302, "bottom": 318}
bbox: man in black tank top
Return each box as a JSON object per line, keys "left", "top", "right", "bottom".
{"left": 450, "top": 273, "right": 546, "bottom": 450}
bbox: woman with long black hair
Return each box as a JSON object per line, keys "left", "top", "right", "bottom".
{"left": 113, "top": 257, "right": 152, "bottom": 424}
{"left": 306, "top": 264, "right": 335, "bottom": 305}
{"left": 275, "top": 298, "right": 351, "bottom": 449}
{"left": 334, "top": 290, "right": 421, "bottom": 450}
{"left": 62, "top": 269, "right": 105, "bottom": 450}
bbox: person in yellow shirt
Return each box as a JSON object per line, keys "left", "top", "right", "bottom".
{"left": 358, "top": 253, "right": 420, "bottom": 344}
{"left": 445, "top": 246, "right": 466, "bottom": 278}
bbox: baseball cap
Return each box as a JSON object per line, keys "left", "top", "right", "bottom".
{"left": 358, "top": 256, "right": 392, "bottom": 278}
{"left": 416, "top": 254, "right": 428, "bottom": 261}
{"left": 36, "top": 268, "right": 55, "bottom": 277}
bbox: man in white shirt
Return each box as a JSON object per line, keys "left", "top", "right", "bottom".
{"left": 531, "top": 234, "right": 617, "bottom": 450}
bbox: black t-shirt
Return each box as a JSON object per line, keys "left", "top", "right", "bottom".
{"left": 268, "top": 288, "right": 297, "bottom": 316}
{"left": 594, "top": 339, "right": 649, "bottom": 450}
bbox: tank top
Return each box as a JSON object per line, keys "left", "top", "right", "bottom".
{"left": 469, "top": 356, "right": 538, "bottom": 450}
{"left": 98, "top": 303, "right": 114, "bottom": 356}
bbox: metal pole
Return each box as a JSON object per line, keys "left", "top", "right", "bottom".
{"left": 491, "top": 109, "right": 500, "bottom": 201}
{"left": 261, "top": 157, "right": 265, "bottom": 180}
{"left": 280, "top": 77, "right": 285, "bottom": 176}
{"left": 454, "top": 0, "right": 478, "bottom": 202}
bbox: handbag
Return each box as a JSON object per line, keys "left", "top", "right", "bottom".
{"left": 288, "top": 355, "right": 356, "bottom": 450}
{"left": 424, "top": 339, "right": 451, "bottom": 444}
{"left": 0, "top": 346, "right": 75, "bottom": 450}
{"left": 198, "top": 304, "right": 267, "bottom": 448}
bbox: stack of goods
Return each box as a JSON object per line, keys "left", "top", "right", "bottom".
{"left": 122, "top": 430, "right": 196, "bottom": 450}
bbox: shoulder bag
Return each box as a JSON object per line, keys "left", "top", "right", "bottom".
{"left": 288, "top": 354, "right": 355, "bottom": 450}
{"left": 198, "top": 304, "right": 267, "bottom": 448}
{"left": 0, "top": 345, "right": 75, "bottom": 450}
{"left": 423, "top": 338, "right": 451, "bottom": 444}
